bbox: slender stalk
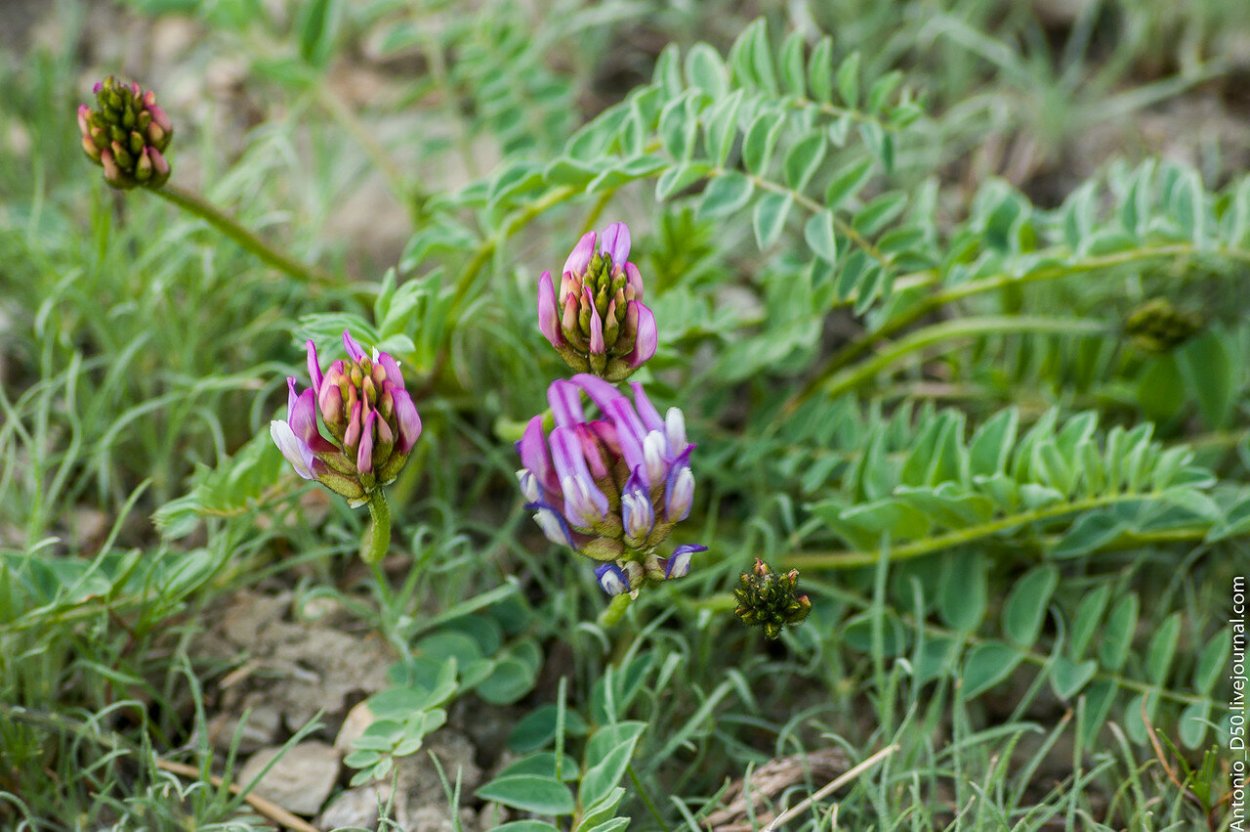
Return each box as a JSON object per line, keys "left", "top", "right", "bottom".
{"left": 151, "top": 184, "right": 336, "bottom": 286}
{"left": 629, "top": 763, "right": 671, "bottom": 832}
{"left": 362, "top": 490, "right": 392, "bottom": 566}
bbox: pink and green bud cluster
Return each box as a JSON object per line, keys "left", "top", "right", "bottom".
{"left": 78, "top": 76, "right": 172, "bottom": 190}
{"left": 271, "top": 331, "right": 422, "bottom": 506}
{"left": 538, "top": 222, "right": 657, "bottom": 382}
{"left": 515, "top": 374, "right": 702, "bottom": 596}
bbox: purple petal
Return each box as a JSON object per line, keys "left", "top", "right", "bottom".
{"left": 569, "top": 374, "right": 624, "bottom": 416}
{"left": 288, "top": 381, "right": 334, "bottom": 452}
{"left": 391, "top": 386, "right": 422, "bottom": 453}
{"left": 516, "top": 415, "right": 558, "bottom": 496}
{"left": 604, "top": 397, "right": 648, "bottom": 481}
{"left": 357, "top": 410, "right": 377, "bottom": 474}
{"left": 600, "top": 222, "right": 631, "bottom": 267}
{"left": 378, "top": 352, "right": 405, "bottom": 390}
{"left": 575, "top": 423, "right": 609, "bottom": 480}
{"left": 538, "top": 271, "right": 562, "bottom": 348}
{"left": 270, "top": 420, "right": 317, "bottom": 480}
{"left": 563, "top": 231, "right": 596, "bottom": 276}
{"left": 595, "top": 563, "right": 629, "bottom": 596}
{"left": 629, "top": 382, "right": 664, "bottom": 433}
{"left": 342, "top": 329, "right": 366, "bottom": 362}
{"left": 627, "top": 301, "right": 657, "bottom": 367}
{"left": 548, "top": 380, "right": 585, "bottom": 428}
{"left": 550, "top": 426, "right": 609, "bottom": 523}
{"left": 305, "top": 340, "right": 323, "bottom": 394}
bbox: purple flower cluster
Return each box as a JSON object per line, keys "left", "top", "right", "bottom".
{"left": 271, "top": 331, "right": 422, "bottom": 505}
{"left": 537, "top": 222, "right": 657, "bottom": 382}
{"left": 515, "top": 374, "right": 705, "bottom": 596}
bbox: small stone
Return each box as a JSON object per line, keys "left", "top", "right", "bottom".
{"left": 317, "top": 785, "right": 388, "bottom": 830}
{"left": 206, "top": 695, "right": 281, "bottom": 753}
{"left": 335, "top": 700, "right": 378, "bottom": 756}
{"left": 238, "top": 741, "right": 340, "bottom": 817}
{"left": 220, "top": 591, "right": 290, "bottom": 646}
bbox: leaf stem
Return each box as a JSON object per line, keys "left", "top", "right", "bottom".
{"left": 151, "top": 183, "right": 336, "bottom": 286}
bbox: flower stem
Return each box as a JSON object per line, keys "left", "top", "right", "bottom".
{"left": 151, "top": 183, "right": 336, "bottom": 286}
{"left": 362, "top": 490, "right": 392, "bottom": 566}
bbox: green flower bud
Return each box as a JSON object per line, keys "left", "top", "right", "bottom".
{"left": 1125, "top": 298, "right": 1202, "bottom": 353}
{"left": 734, "top": 559, "right": 812, "bottom": 640}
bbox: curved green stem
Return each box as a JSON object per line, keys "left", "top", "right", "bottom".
{"left": 152, "top": 183, "right": 336, "bottom": 286}
{"left": 362, "top": 490, "right": 392, "bottom": 566}
{"left": 819, "top": 315, "right": 1107, "bottom": 400}
{"left": 783, "top": 493, "right": 1145, "bottom": 569}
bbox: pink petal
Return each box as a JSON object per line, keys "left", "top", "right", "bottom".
{"left": 391, "top": 387, "right": 423, "bottom": 453}
{"left": 305, "top": 340, "right": 323, "bottom": 394}
{"left": 627, "top": 301, "right": 657, "bottom": 367}
{"left": 537, "top": 271, "right": 562, "bottom": 347}
{"left": 342, "top": 329, "right": 366, "bottom": 362}
{"left": 377, "top": 351, "right": 405, "bottom": 389}
{"left": 357, "top": 410, "right": 377, "bottom": 474}
{"left": 563, "top": 231, "right": 596, "bottom": 276}
{"left": 600, "top": 222, "right": 631, "bottom": 267}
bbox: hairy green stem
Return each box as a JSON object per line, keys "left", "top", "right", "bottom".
{"left": 152, "top": 184, "right": 335, "bottom": 285}
{"left": 362, "top": 490, "right": 392, "bottom": 566}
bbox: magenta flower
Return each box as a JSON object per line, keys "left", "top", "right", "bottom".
{"left": 537, "top": 222, "right": 658, "bottom": 382}
{"left": 515, "top": 375, "right": 703, "bottom": 596}
{"left": 271, "top": 330, "right": 422, "bottom": 506}
{"left": 78, "top": 76, "right": 172, "bottom": 189}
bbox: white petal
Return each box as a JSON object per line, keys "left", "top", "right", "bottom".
{"left": 643, "top": 431, "right": 667, "bottom": 484}
{"left": 516, "top": 469, "right": 540, "bottom": 502}
{"left": 533, "top": 508, "right": 569, "bottom": 546}
{"left": 270, "top": 421, "right": 315, "bottom": 480}
{"left": 665, "top": 407, "right": 687, "bottom": 454}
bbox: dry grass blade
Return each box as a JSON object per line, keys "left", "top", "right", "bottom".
{"left": 704, "top": 747, "right": 849, "bottom": 831}
{"left": 762, "top": 744, "right": 900, "bottom": 831}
